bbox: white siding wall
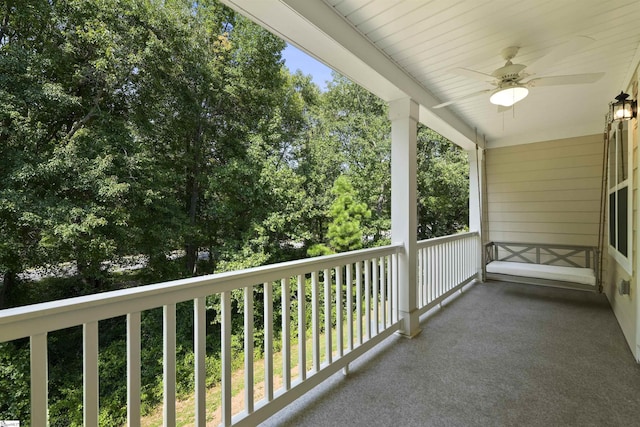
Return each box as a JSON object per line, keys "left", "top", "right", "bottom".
{"left": 605, "top": 73, "right": 638, "bottom": 361}
{"left": 486, "top": 134, "right": 603, "bottom": 246}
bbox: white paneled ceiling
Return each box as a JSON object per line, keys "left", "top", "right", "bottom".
{"left": 222, "top": 0, "right": 640, "bottom": 148}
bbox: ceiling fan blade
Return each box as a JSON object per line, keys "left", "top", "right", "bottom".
{"left": 450, "top": 67, "right": 495, "bottom": 82}
{"left": 526, "top": 36, "right": 596, "bottom": 75}
{"left": 433, "top": 89, "right": 491, "bottom": 109}
{"left": 525, "top": 72, "right": 604, "bottom": 87}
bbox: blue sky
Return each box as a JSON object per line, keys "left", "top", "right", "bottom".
{"left": 281, "top": 44, "right": 334, "bottom": 90}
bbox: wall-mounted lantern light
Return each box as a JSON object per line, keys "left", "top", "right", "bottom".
{"left": 609, "top": 91, "right": 637, "bottom": 122}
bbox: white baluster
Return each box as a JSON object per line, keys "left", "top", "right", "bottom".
{"left": 336, "top": 265, "right": 343, "bottom": 358}
{"left": 281, "top": 277, "right": 291, "bottom": 391}
{"left": 264, "top": 282, "right": 273, "bottom": 402}
{"left": 365, "top": 259, "right": 371, "bottom": 340}
{"left": 221, "top": 292, "right": 231, "bottom": 426}
{"left": 346, "top": 264, "right": 353, "bottom": 352}
{"left": 381, "top": 257, "right": 387, "bottom": 328}
{"left": 163, "top": 304, "right": 176, "bottom": 427}
{"left": 311, "top": 271, "right": 320, "bottom": 373}
{"left": 243, "top": 288, "right": 254, "bottom": 414}
{"left": 373, "top": 258, "right": 379, "bottom": 335}
{"left": 356, "top": 261, "right": 363, "bottom": 345}
{"left": 31, "top": 333, "right": 48, "bottom": 427}
{"left": 297, "top": 275, "right": 306, "bottom": 381}
{"left": 83, "top": 321, "right": 99, "bottom": 427}
{"left": 127, "top": 312, "right": 141, "bottom": 427}
{"left": 194, "top": 298, "right": 207, "bottom": 426}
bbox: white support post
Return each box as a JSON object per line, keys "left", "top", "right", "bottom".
{"left": 468, "top": 146, "right": 485, "bottom": 281}
{"left": 389, "top": 97, "right": 420, "bottom": 338}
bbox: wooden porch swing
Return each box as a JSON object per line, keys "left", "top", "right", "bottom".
{"left": 484, "top": 241, "right": 599, "bottom": 292}
{"left": 481, "top": 122, "right": 611, "bottom": 293}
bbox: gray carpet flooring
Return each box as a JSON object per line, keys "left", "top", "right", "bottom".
{"left": 261, "top": 280, "right": 640, "bottom": 427}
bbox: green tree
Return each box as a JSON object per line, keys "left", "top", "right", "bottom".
{"left": 322, "top": 76, "right": 391, "bottom": 243}
{"left": 285, "top": 72, "right": 344, "bottom": 248}
{"left": 416, "top": 126, "right": 469, "bottom": 238}
{"left": 132, "top": 1, "right": 294, "bottom": 275}
{"left": 309, "top": 175, "right": 371, "bottom": 255}
{"left": 328, "top": 175, "right": 371, "bottom": 252}
{"left": 0, "top": 0, "right": 157, "bottom": 295}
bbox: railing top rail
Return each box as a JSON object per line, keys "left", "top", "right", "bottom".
{"left": 0, "top": 243, "right": 402, "bottom": 342}
{"left": 417, "top": 231, "right": 479, "bottom": 249}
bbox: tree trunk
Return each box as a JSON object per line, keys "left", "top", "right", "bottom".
{"left": 0, "top": 270, "right": 17, "bottom": 309}
{"left": 207, "top": 243, "right": 217, "bottom": 274}
{"left": 76, "top": 261, "right": 104, "bottom": 292}
{"left": 185, "top": 243, "right": 197, "bottom": 276}
{"left": 185, "top": 179, "right": 198, "bottom": 276}
{"left": 185, "top": 162, "right": 200, "bottom": 275}
{"left": 185, "top": 122, "right": 204, "bottom": 276}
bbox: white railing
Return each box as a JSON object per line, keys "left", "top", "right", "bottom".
{"left": 416, "top": 231, "right": 480, "bottom": 315}
{"left": 0, "top": 244, "right": 402, "bottom": 427}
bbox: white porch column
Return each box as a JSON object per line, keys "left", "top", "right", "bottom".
{"left": 389, "top": 98, "right": 420, "bottom": 338}
{"left": 468, "top": 146, "right": 485, "bottom": 280}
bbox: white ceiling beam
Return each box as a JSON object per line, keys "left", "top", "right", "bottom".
{"left": 221, "top": 0, "right": 480, "bottom": 150}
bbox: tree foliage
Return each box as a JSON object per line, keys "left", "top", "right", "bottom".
{"left": 417, "top": 126, "right": 470, "bottom": 239}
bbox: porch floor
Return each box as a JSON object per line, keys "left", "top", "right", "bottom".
{"left": 262, "top": 281, "right": 640, "bottom": 426}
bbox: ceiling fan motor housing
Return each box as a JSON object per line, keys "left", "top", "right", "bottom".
{"left": 492, "top": 62, "right": 527, "bottom": 82}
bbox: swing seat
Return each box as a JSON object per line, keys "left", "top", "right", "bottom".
{"left": 484, "top": 242, "right": 599, "bottom": 292}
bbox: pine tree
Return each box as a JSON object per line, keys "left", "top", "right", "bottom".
{"left": 308, "top": 175, "right": 371, "bottom": 255}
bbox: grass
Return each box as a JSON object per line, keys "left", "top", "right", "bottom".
{"left": 139, "top": 316, "right": 378, "bottom": 426}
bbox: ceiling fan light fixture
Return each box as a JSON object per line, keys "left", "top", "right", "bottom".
{"left": 490, "top": 85, "right": 529, "bottom": 107}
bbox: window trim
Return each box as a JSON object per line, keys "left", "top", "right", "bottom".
{"left": 607, "top": 121, "right": 632, "bottom": 274}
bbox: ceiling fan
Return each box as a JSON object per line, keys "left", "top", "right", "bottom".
{"left": 433, "top": 36, "right": 605, "bottom": 109}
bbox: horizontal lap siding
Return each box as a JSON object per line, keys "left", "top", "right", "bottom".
{"left": 488, "top": 153, "right": 602, "bottom": 174}
{"left": 486, "top": 134, "right": 604, "bottom": 247}
{"left": 488, "top": 189, "right": 598, "bottom": 203}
